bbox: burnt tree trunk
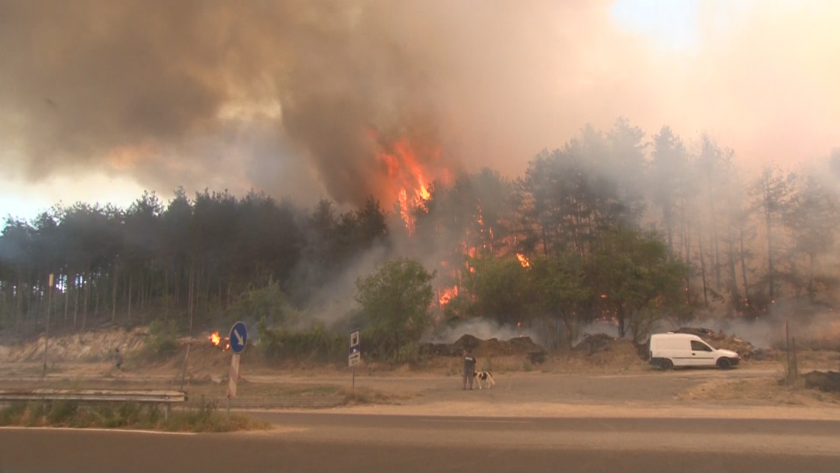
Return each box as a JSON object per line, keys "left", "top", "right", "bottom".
{"left": 128, "top": 276, "right": 133, "bottom": 320}
{"left": 739, "top": 225, "right": 750, "bottom": 308}
{"left": 698, "top": 232, "right": 709, "bottom": 308}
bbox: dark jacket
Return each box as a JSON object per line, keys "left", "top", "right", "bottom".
{"left": 463, "top": 355, "right": 476, "bottom": 375}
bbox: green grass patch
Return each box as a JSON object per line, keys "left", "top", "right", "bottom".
{"left": 343, "top": 387, "right": 408, "bottom": 405}
{"left": 0, "top": 400, "right": 268, "bottom": 433}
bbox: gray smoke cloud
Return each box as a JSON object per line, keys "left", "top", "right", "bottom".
{"left": 0, "top": 1, "right": 620, "bottom": 206}
{"left": 2, "top": 1, "right": 838, "bottom": 208}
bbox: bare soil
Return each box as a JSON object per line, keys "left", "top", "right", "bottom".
{"left": 4, "top": 326, "right": 840, "bottom": 417}
{"left": 676, "top": 376, "right": 840, "bottom": 406}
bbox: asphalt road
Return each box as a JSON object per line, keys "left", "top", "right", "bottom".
{"left": 3, "top": 412, "right": 840, "bottom": 473}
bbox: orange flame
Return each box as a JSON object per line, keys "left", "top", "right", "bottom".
{"left": 371, "top": 132, "right": 441, "bottom": 236}
{"left": 209, "top": 332, "right": 221, "bottom": 346}
{"left": 398, "top": 189, "right": 412, "bottom": 234}
{"left": 516, "top": 253, "right": 531, "bottom": 268}
{"left": 439, "top": 286, "right": 459, "bottom": 306}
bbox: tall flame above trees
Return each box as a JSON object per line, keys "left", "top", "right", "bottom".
{"left": 371, "top": 130, "right": 446, "bottom": 235}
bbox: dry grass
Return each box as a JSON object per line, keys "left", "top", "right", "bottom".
{"left": 0, "top": 400, "right": 269, "bottom": 432}
{"left": 343, "top": 386, "right": 412, "bottom": 405}
{"left": 675, "top": 376, "right": 840, "bottom": 407}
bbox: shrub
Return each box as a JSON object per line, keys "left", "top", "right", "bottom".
{"left": 355, "top": 258, "right": 434, "bottom": 362}
{"left": 117, "top": 402, "right": 142, "bottom": 426}
{"left": 25, "top": 402, "right": 46, "bottom": 427}
{"left": 257, "top": 320, "right": 345, "bottom": 363}
{"left": 146, "top": 319, "right": 179, "bottom": 357}
{"left": 0, "top": 401, "right": 266, "bottom": 432}
{"left": 0, "top": 402, "right": 26, "bottom": 425}
{"left": 234, "top": 282, "right": 297, "bottom": 326}
{"left": 47, "top": 401, "right": 79, "bottom": 424}
{"left": 394, "top": 341, "right": 420, "bottom": 364}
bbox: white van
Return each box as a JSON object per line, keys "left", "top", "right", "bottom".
{"left": 648, "top": 333, "right": 740, "bottom": 370}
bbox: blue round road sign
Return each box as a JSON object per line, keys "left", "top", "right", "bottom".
{"left": 229, "top": 321, "right": 248, "bottom": 354}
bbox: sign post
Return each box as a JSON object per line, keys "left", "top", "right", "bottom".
{"left": 227, "top": 321, "right": 248, "bottom": 417}
{"left": 349, "top": 330, "right": 360, "bottom": 399}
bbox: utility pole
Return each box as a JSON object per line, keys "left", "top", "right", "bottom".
{"left": 43, "top": 273, "right": 54, "bottom": 377}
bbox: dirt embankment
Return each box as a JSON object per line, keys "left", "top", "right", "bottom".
{"left": 0, "top": 327, "right": 149, "bottom": 362}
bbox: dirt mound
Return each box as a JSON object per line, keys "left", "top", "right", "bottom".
{"left": 571, "top": 338, "right": 646, "bottom": 368}
{"left": 1, "top": 326, "right": 150, "bottom": 362}
{"left": 574, "top": 334, "right": 649, "bottom": 361}
{"left": 420, "top": 335, "right": 544, "bottom": 359}
{"left": 573, "top": 333, "right": 615, "bottom": 355}
{"left": 804, "top": 371, "right": 840, "bottom": 393}
{"left": 676, "top": 327, "right": 754, "bottom": 359}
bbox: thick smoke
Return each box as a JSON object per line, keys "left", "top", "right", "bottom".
{"left": 3, "top": 1, "right": 837, "bottom": 207}
{"left": 675, "top": 304, "right": 840, "bottom": 350}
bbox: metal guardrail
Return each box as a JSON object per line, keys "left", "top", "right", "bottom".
{"left": 0, "top": 389, "right": 187, "bottom": 404}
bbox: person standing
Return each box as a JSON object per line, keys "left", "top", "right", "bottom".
{"left": 114, "top": 347, "right": 123, "bottom": 371}
{"left": 463, "top": 349, "right": 476, "bottom": 390}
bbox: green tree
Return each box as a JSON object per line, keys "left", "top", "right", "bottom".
{"left": 460, "top": 253, "right": 532, "bottom": 325}
{"left": 530, "top": 253, "right": 590, "bottom": 349}
{"left": 355, "top": 258, "right": 434, "bottom": 361}
{"left": 235, "top": 282, "right": 297, "bottom": 327}
{"left": 594, "top": 227, "right": 688, "bottom": 341}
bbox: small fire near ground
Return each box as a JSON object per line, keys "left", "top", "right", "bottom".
{"left": 209, "top": 331, "right": 230, "bottom": 351}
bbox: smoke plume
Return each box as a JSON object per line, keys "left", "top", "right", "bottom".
{"left": 1, "top": 1, "right": 838, "bottom": 206}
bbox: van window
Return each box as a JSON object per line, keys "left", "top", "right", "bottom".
{"left": 690, "top": 340, "right": 712, "bottom": 352}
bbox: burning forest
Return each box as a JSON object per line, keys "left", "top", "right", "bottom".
{"left": 0, "top": 1, "right": 839, "bottom": 364}
{"left": 2, "top": 118, "right": 840, "bottom": 361}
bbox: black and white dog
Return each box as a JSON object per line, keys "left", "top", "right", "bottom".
{"left": 473, "top": 371, "right": 496, "bottom": 389}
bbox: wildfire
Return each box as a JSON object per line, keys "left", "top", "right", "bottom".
{"left": 439, "top": 286, "right": 459, "bottom": 306}
{"left": 372, "top": 132, "right": 442, "bottom": 236}
{"left": 516, "top": 253, "right": 531, "bottom": 268}
{"left": 209, "top": 331, "right": 230, "bottom": 351}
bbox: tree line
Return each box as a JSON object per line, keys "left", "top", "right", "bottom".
{"left": 2, "top": 118, "right": 839, "bottom": 353}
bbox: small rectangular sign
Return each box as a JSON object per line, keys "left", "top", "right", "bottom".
{"left": 350, "top": 330, "right": 360, "bottom": 349}
{"left": 348, "top": 351, "right": 361, "bottom": 367}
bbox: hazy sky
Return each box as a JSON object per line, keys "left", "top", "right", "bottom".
{"left": 1, "top": 0, "right": 837, "bottom": 225}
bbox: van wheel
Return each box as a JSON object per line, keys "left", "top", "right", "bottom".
{"left": 659, "top": 359, "right": 673, "bottom": 370}
{"left": 717, "top": 358, "right": 732, "bottom": 370}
